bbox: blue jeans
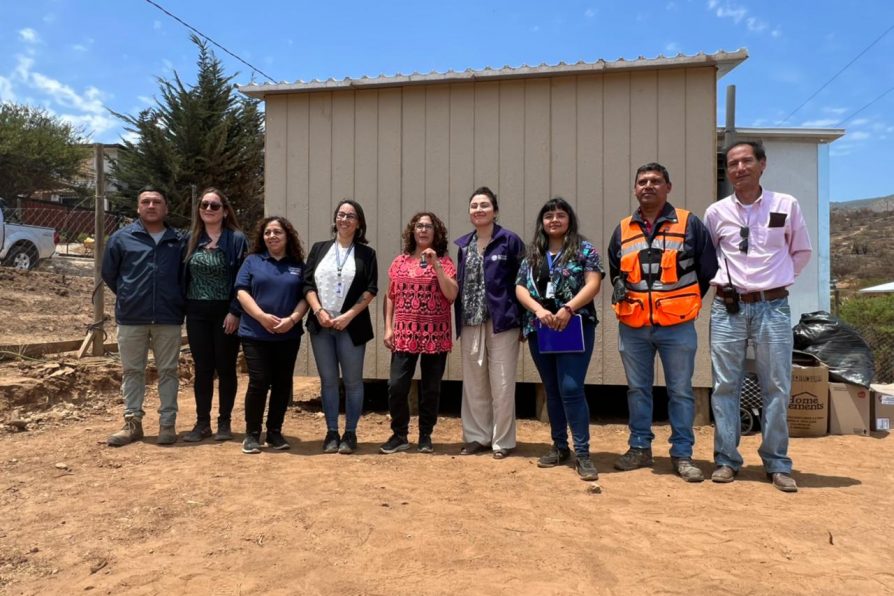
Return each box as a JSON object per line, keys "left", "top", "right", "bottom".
{"left": 618, "top": 321, "right": 697, "bottom": 458}
{"left": 310, "top": 327, "right": 366, "bottom": 433}
{"left": 711, "top": 297, "right": 793, "bottom": 474}
{"left": 528, "top": 321, "right": 596, "bottom": 457}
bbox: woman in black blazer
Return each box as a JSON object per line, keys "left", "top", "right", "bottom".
{"left": 304, "top": 200, "right": 378, "bottom": 454}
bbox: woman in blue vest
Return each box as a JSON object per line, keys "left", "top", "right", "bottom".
{"left": 516, "top": 198, "right": 604, "bottom": 481}
{"left": 235, "top": 216, "right": 308, "bottom": 454}
{"left": 454, "top": 187, "right": 525, "bottom": 459}
{"left": 303, "top": 199, "right": 378, "bottom": 455}
{"left": 182, "top": 188, "right": 248, "bottom": 443}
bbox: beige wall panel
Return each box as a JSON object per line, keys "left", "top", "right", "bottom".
{"left": 265, "top": 95, "right": 288, "bottom": 217}
{"left": 656, "top": 70, "right": 687, "bottom": 201}
{"left": 685, "top": 67, "right": 717, "bottom": 389}
{"left": 377, "top": 88, "right": 403, "bottom": 377}
{"left": 331, "top": 92, "right": 355, "bottom": 223}
{"left": 447, "top": 84, "right": 476, "bottom": 382}
{"left": 401, "top": 88, "right": 426, "bottom": 230}
{"left": 304, "top": 92, "right": 334, "bottom": 378}
{"left": 550, "top": 77, "right": 577, "bottom": 211}
{"left": 354, "top": 89, "right": 380, "bottom": 379}
{"left": 498, "top": 81, "right": 526, "bottom": 237}
{"left": 575, "top": 75, "right": 606, "bottom": 384}
{"left": 474, "top": 82, "right": 500, "bottom": 194}
{"left": 602, "top": 72, "right": 633, "bottom": 386}
{"left": 519, "top": 79, "right": 551, "bottom": 383}
{"left": 629, "top": 71, "right": 659, "bottom": 172}
{"left": 284, "top": 94, "right": 311, "bottom": 374}
{"left": 653, "top": 71, "right": 688, "bottom": 389}
{"left": 422, "top": 86, "right": 457, "bottom": 377}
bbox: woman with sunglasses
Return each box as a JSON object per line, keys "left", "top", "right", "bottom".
{"left": 516, "top": 198, "right": 604, "bottom": 481}
{"left": 303, "top": 200, "right": 378, "bottom": 454}
{"left": 380, "top": 212, "right": 458, "bottom": 454}
{"left": 454, "top": 187, "right": 525, "bottom": 460}
{"left": 235, "top": 216, "right": 309, "bottom": 454}
{"left": 182, "top": 188, "right": 248, "bottom": 443}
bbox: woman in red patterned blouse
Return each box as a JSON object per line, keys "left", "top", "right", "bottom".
{"left": 380, "top": 213, "right": 458, "bottom": 455}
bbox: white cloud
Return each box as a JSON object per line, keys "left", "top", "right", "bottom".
{"left": 3, "top": 55, "right": 118, "bottom": 139}
{"left": 822, "top": 106, "right": 849, "bottom": 115}
{"left": 137, "top": 95, "right": 153, "bottom": 105}
{"left": 584, "top": 8, "right": 596, "bottom": 18}
{"left": 665, "top": 42, "right": 682, "bottom": 54}
{"left": 72, "top": 44, "right": 88, "bottom": 52}
{"left": 848, "top": 131, "right": 870, "bottom": 141}
{"left": 801, "top": 118, "right": 839, "bottom": 127}
{"left": 706, "top": 1, "right": 780, "bottom": 37}
{"left": 42, "top": 13, "right": 56, "bottom": 24}
{"left": 19, "top": 28, "right": 40, "bottom": 44}
{"left": 0, "top": 76, "right": 15, "bottom": 102}
{"left": 851, "top": 118, "right": 869, "bottom": 126}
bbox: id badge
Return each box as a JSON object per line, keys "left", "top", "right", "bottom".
{"left": 336, "top": 281, "right": 344, "bottom": 298}
{"left": 545, "top": 281, "right": 555, "bottom": 298}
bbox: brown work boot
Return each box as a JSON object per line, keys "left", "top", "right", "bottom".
{"left": 769, "top": 472, "right": 798, "bottom": 493}
{"left": 157, "top": 424, "right": 177, "bottom": 445}
{"left": 107, "top": 415, "right": 143, "bottom": 447}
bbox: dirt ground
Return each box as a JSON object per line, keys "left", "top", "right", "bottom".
{"left": 1, "top": 262, "right": 894, "bottom": 594}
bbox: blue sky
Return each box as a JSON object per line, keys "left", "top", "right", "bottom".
{"left": 2, "top": 0, "right": 892, "bottom": 202}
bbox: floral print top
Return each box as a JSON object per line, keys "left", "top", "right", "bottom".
{"left": 388, "top": 253, "right": 457, "bottom": 353}
{"left": 515, "top": 240, "right": 605, "bottom": 337}
{"left": 460, "top": 232, "right": 489, "bottom": 326}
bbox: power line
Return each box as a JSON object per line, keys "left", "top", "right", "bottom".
{"left": 143, "top": 0, "right": 277, "bottom": 84}
{"left": 835, "top": 84, "right": 894, "bottom": 127}
{"left": 780, "top": 22, "right": 894, "bottom": 124}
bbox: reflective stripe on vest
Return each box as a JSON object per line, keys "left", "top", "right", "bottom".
{"left": 613, "top": 209, "right": 702, "bottom": 327}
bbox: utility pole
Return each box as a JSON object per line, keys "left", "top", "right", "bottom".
{"left": 92, "top": 144, "right": 106, "bottom": 356}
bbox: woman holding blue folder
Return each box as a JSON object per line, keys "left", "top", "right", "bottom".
{"left": 516, "top": 198, "right": 604, "bottom": 481}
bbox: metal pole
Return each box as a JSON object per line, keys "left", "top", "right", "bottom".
{"left": 92, "top": 144, "right": 106, "bottom": 356}
{"left": 721, "top": 85, "right": 737, "bottom": 198}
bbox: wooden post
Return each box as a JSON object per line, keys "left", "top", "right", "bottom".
{"left": 694, "top": 387, "right": 712, "bottom": 426}
{"left": 534, "top": 383, "right": 550, "bottom": 423}
{"left": 92, "top": 143, "right": 106, "bottom": 356}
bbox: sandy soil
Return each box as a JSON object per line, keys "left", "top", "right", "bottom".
{"left": 1, "top": 259, "right": 893, "bottom": 594}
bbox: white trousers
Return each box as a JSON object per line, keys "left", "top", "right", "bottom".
{"left": 460, "top": 321, "right": 520, "bottom": 451}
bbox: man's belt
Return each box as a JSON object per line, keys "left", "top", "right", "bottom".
{"left": 718, "top": 286, "right": 789, "bottom": 304}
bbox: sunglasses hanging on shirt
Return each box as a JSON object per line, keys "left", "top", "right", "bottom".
{"left": 738, "top": 226, "right": 749, "bottom": 254}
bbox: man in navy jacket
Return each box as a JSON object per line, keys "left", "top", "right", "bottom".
{"left": 102, "top": 186, "right": 185, "bottom": 446}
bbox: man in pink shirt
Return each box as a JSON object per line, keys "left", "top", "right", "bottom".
{"left": 704, "top": 141, "right": 812, "bottom": 493}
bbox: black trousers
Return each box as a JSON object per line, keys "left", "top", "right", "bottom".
{"left": 186, "top": 300, "right": 241, "bottom": 426}
{"left": 241, "top": 338, "right": 301, "bottom": 436}
{"left": 387, "top": 351, "right": 448, "bottom": 437}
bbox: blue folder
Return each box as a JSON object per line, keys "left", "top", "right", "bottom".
{"left": 536, "top": 314, "right": 585, "bottom": 353}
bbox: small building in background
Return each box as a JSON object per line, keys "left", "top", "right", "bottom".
{"left": 241, "top": 50, "right": 756, "bottom": 394}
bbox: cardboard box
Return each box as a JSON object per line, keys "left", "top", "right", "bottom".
{"left": 870, "top": 383, "right": 894, "bottom": 432}
{"left": 828, "top": 382, "right": 870, "bottom": 436}
{"left": 787, "top": 353, "right": 829, "bottom": 437}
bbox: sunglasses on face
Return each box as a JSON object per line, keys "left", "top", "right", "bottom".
{"left": 739, "top": 226, "right": 749, "bottom": 254}
{"left": 200, "top": 200, "right": 223, "bottom": 211}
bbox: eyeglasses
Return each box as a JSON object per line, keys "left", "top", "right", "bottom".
{"left": 335, "top": 212, "right": 357, "bottom": 220}
{"left": 739, "top": 226, "right": 749, "bottom": 254}
{"left": 200, "top": 200, "right": 223, "bottom": 211}
{"left": 415, "top": 223, "right": 434, "bottom": 231}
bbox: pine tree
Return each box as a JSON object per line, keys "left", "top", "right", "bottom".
{"left": 111, "top": 35, "right": 264, "bottom": 228}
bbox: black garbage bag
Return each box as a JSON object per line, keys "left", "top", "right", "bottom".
{"left": 792, "top": 311, "right": 875, "bottom": 388}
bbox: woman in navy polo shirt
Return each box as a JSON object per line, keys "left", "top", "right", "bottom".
{"left": 235, "top": 216, "right": 309, "bottom": 454}
{"left": 454, "top": 187, "right": 525, "bottom": 459}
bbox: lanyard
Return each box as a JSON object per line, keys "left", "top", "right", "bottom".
{"left": 334, "top": 243, "right": 354, "bottom": 298}
{"left": 546, "top": 250, "right": 562, "bottom": 273}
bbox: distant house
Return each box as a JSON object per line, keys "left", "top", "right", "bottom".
{"left": 241, "top": 50, "right": 751, "bottom": 393}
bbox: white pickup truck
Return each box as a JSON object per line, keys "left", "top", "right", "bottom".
{"left": 0, "top": 202, "right": 58, "bottom": 270}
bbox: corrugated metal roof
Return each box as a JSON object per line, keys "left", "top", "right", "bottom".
{"left": 239, "top": 49, "right": 748, "bottom": 98}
